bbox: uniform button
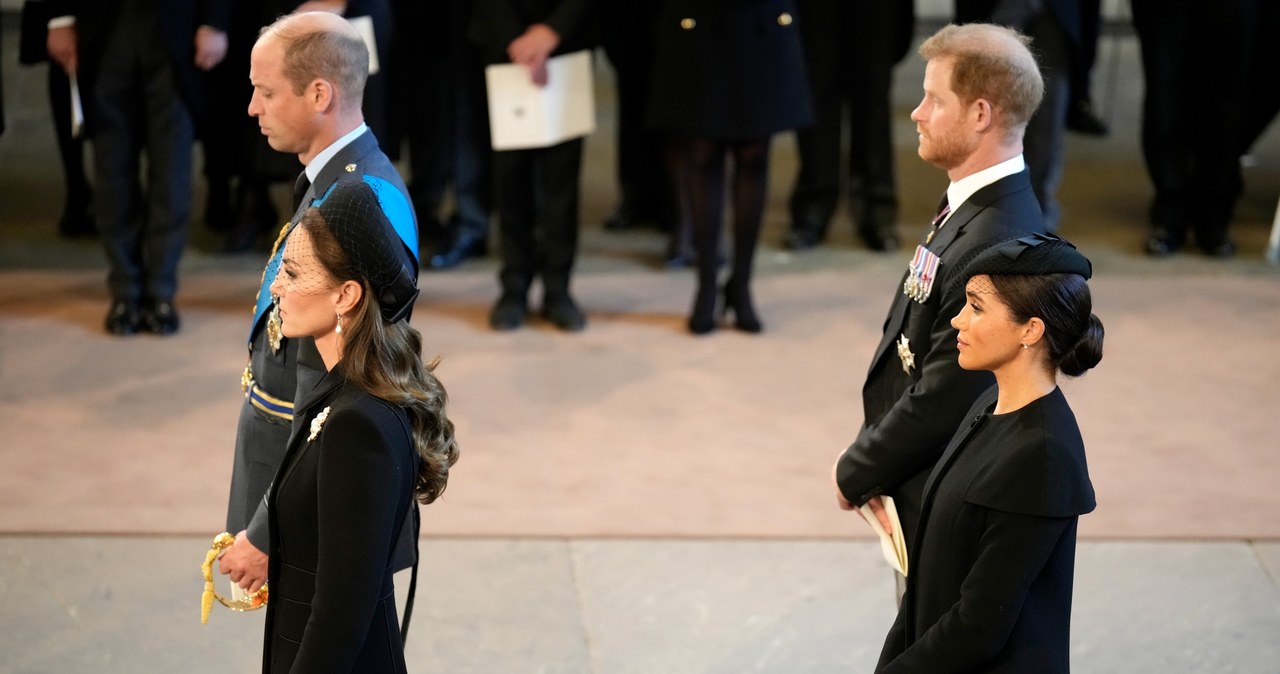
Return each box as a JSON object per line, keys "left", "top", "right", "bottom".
{"left": 680, "top": 17, "right": 696, "bottom": 30}
{"left": 777, "top": 12, "right": 793, "bottom": 26}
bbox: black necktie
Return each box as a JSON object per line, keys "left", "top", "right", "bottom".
{"left": 292, "top": 171, "right": 311, "bottom": 212}
{"left": 925, "top": 195, "right": 950, "bottom": 245}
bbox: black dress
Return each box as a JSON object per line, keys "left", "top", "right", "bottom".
{"left": 647, "top": 0, "right": 813, "bottom": 139}
{"left": 877, "top": 386, "right": 1096, "bottom": 673}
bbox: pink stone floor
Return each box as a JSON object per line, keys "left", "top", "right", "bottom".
{"left": 2, "top": 253, "right": 1277, "bottom": 541}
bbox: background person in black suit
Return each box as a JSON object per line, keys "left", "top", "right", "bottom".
{"left": 394, "top": 0, "right": 494, "bottom": 270}
{"left": 1131, "top": 0, "right": 1259, "bottom": 258}
{"left": 599, "top": 4, "right": 682, "bottom": 264}
{"left": 831, "top": 24, "right": 1047, "bottom": 581}
{"left": 785, "top": 0, "right": 914, "bottom": 253}
{"left": 470, "top": 0, "right": 598, "bottom": 332}
{"left": 217, "top": 11, "right": 420, "bottom": 597}
{"left": 18, "top": 0, "right": 95, "bottom": 238}
{"left": 46, "top": 0, "right": 231, "bottom": 335}
{"left": 648, "top": 0, "right": 813, "bottom": 335}
{"left": 261, "top": 187, "right": 457, "bottom": 673}
{"left": 876, "top": 234, "right": 1100, "bottom": 672}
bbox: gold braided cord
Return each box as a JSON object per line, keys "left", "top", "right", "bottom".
{"left": 199, "top": 532, "right": 268, "bottom": 624}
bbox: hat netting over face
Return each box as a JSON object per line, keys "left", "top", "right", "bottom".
{"left": 292, "top": 181, "right": 420, "bottom": 322}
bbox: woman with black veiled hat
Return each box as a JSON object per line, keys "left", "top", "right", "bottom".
{"left": 876, "top": 233, "right": 1101, "bottom": 673}
{"left": 262, "top": 182, "right": 458, "bottom": 673}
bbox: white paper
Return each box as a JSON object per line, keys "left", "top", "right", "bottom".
{"left": 70, "top": 74, "right": 84, "bottom": 139}
{"left": 859, "top": 495, "right": 908, "bottom": 576}
{"left": 347, "top": 16, "right": 379, "bottom": 75}
{"left": 229, "top": 578, "right": 248, "bottom": 602}
{"left": 485, "top": 49, "right": 596, "bottom": 151}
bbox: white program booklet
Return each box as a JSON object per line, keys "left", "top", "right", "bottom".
{"left": 485, "top": 49, "right": 596, "bottom": 151}
{"left": 70, "top": 74, "right": 84, "bottom": 138}
{"left": 859, "top": 495, "right": 908, "bottom": 576}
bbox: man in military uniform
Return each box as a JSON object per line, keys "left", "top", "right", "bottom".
{"left": 217, "top": 10, "right": 418, "bottom": 594}
{"left": 831, "top": 24, "right": 1047, "bottom": 579}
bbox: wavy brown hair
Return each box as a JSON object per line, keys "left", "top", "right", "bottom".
{"left": 303, "top": 213, "right": 458, "bottom": 504}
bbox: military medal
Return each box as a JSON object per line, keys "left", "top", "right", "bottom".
{"left": 267, "top": 301, "right": 283, "bottom": 354}
{"left": 897, "top": 333, "right": 915, "bottom": 374}
{"left": 903, "top": 245, "right": 942, "bottom": 303}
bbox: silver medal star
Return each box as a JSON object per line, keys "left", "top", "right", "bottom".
{"left": 897, "top": 333, "right": 915, "bottom": 375}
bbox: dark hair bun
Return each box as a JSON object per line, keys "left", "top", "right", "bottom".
{"left": 1059, "top": 313, "right": 1104, "bottom": 376}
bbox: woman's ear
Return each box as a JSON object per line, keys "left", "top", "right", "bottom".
{"left": 1022, "top": 316, "right": 1047, "bottom": 347}
{"left": 333, "top": 279, "right": 363, "bottom": 316}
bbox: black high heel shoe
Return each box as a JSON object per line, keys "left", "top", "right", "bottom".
{"left": 688, "top": 281, "right": 717, "bottom": 335}
{"left": 722, "top": 280, "right": 762, "bottom": 333}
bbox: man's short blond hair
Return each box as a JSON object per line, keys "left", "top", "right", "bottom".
{"left": 261, "top": 12, "right": 368, "bottom": 113}
{"left": 919, "top": 23, "right": 1044, "bottom": 136}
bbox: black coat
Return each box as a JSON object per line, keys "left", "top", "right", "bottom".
{"left": 647, "top": 0, "right": 813, "bottom": 139}
{"left": 876, "top": 386, "right": 1095, "bottom": 673}
{"left": 262, "top": 367, "right": 418, "bottom": 673}
{"left": 835, "top": 170, "right": 1045, "bottom": 554}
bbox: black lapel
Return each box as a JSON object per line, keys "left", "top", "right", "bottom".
{"left": 277, "top": 369, "right": 346, "bottom": 486}
{"left": 303, "top": 129, "right": 378, "bottom": 209}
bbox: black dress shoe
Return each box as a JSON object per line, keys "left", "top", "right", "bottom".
{"left": 105, "top": 300, "right": 141, "bottom": 336}
{"left": 604, "top": 208, "right": 638, "bottom": 231}
{"left": 859, "top": 224, "right": 899, "bottom": 252}
{"left": 1144, "top": 228, "right": 1183, "bottom": 257}
{"left": 1198, "top": 235, "right": 1237, "bottom": 259}
{"left": 541, "top": 294, "right": 586, "bottom": 332}
{"left": 489, "top": 293, "right": 527, "bottom": 331}
{"left": 784, "top": 228, "right": 823, "bottom": 251}
{"left": 858, "top": 202, "right": 900, "bottom": 253}
{"left": 142, "top": 299, "right": 180, "bottom": 335}
{"left": 1066, "top": 100, "right": 1109, "bottom": 137}
{"left": 428, "top": 231, "right": 488, "bottom": 269}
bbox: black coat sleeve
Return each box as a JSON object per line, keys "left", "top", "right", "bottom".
{"left": 835, "top": 282, "right": 994, "bottom": 505}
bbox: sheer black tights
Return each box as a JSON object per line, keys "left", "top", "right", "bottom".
{"left": 672, "top": 136, "right": 770, "bottom": 333}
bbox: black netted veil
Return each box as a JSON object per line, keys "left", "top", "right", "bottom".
{"left": 306, "top": 182, "right": 420, "bottom": 322}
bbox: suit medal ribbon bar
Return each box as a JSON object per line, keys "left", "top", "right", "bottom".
{"left": 903, "top": 245, "right": 942, "bottom": 304}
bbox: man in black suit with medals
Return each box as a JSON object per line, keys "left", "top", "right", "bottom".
{"left": 832, "top": 23, "right": 1047, "bottom": 584}
{"left": 217, "top": 10, "right": 419, "bottom": 595}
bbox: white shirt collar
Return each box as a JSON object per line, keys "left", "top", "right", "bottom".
{"left": 940, "top": 154, "right": 1026, "bottom": 226}
{"left": 304, "top": 123, "right": 369, "bottom": 183}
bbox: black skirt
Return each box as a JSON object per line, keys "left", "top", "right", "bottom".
{"left": 647, "top": 0, "right": 815, "bottom": 140}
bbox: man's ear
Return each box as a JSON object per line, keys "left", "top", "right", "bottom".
{"left": 972, "top": 98, "right": 994, "bottom": 133}
{"left": 310, "top": 78, "right": 336, "bottom": 113}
